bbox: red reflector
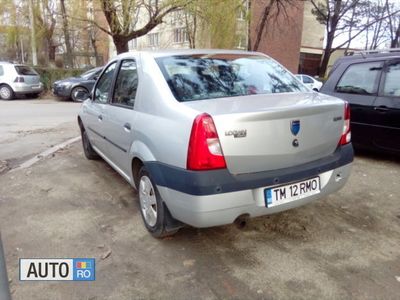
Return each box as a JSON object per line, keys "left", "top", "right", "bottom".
{"left": 340, "top": 102, "right": 351, "bottom": 145}
{"left": 187, "top": 113, "right": 226, "bottom": 170}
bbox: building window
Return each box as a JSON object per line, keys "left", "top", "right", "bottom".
{"left": 129, "top": 39, "right": 137, "bottom": 49}
{"left": 171, "top": 10, "right": 182, "bottom": 25}
{"left": 148, "top": 33, "right": 159, "bottom": 47}
{"left": 174, "top": 28, "right": 188, "bottom": 44}
{"left": 236, "top": 5, "right": 246, "bottom": 20}
{"left": 236, "top": 34, "right": 247, "bottom": 50}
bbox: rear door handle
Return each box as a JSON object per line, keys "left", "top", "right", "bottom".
{"left": 123, "top": 123, "right": 131, "bottom": 131}
{"left": 374, "top": 106, "right": 389, "bottom": 112}
{"left": 98, "top": 115, "right": 103, "bottom": 121}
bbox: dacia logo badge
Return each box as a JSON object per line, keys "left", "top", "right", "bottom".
{"left": 290, "top": 120, "right": 300, "bottom": 136}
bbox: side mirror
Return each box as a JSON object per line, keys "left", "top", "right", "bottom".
{"left": 75, "top": 90, "right": 91, "bottom": 102}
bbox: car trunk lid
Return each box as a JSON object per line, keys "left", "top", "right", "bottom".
{"left": 183, "top": 92, "right": 345, "bottom": 174}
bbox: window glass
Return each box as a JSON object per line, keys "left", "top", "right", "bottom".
{"left": 383, "top": 62, "right": 400, "bottom": 97}
{"left": 156, "top": 54, "right": 307, "bottom": 102}
{"left": 94, "top": 62, "right": 116, "bottom": 103}
{"left": 336, "top": 62, "right": 382, "bottom": 95}
{"left": 14, "top": 65, "right": 38, "bottom": 75}
{"left": 112, "top": 60, "right": 138, "bottom": 108}
{"left": 303, "top": 76, "right": 313, "bottom": 84}
{"left": 0, "top": 66, "right": 3, "bottom": 76}
{"left": 80, "top": 67, "right": 102, "bottom": 80}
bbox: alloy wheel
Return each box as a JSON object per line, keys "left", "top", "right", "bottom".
{"left": 139, "top": 176, "right": 158, "bottom": 227}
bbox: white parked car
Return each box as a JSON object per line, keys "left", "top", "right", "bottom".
{"left": 0, "top": 62, "right": 43, "bottom": 100}
{"left": 295, "top": 74, "right": 323, "bottom": 91}
{"left": 77, "top": 50, "right": 353, "bottom": 237}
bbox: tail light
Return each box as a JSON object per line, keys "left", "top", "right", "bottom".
{"left": 14, "top": 76, "right": 24, "bottom": 83}
{"left": 340, "top": 102, "right": 351, "bottom": 145}
{"left": 187, "top": 113, "right": 226, "bottom": 170}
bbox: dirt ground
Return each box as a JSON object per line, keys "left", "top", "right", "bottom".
{"left": 0, "top": 142, "right": 399, "bottom": 300}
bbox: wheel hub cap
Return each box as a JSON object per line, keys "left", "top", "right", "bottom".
{"left": 139, "top": 176, "right": 157, "bottom": 227}
{"left": 0, "top": 87, "right": 10, "bottom": 98}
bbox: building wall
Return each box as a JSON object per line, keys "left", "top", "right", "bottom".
{"left": 299, "top": 1, "right": 325, "bottom": 76}
{"left": 249, "top": 0, "right": 304, "bottom": 73}
{"left": 300, "top": 1, "right": 325, "bottom": 53}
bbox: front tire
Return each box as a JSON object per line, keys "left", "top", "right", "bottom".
{"left": 138, "top": 167, "right": 180, "bottom": 238}
{"left": 80, "top": 125, "right": 100, "bottom": 160}
{"left": 0, "top": 85, "right": 14, "bottom": 100}
{"left": 71, "top": 86, "right": 88, "bottom": 102}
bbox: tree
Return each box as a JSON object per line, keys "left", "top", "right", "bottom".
{"left": 59, "top": 0, "right": 74, "bottom": 67}
{"left": 87, "top": 0, "right": 190, "bottom": 54}
{"left": 385, "top": 0, "right": 400, "bottom": 48}
{"left": 35, "top": 0, "right": 58, "bottom": 64}
{"left": 310, "top": 0, "right": 400, "bottom": 77}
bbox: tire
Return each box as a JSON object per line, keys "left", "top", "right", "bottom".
{"left": 138, "top": 166, "right": 180, "bottom": 238}
{"left": 80, "top": 125, "right": 100, "bottom": 160}
{"left": 71, "top": 86, "right": 88, "bottom": 102}
{"left": 0, "top": 85, "right": 14, "bottom": 100}
{"left": 313, "top": 88, "right": 319, "bottom": 92}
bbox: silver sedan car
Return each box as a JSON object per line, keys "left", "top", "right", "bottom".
{"left": 77, "top": 50, "right": 353, "bottom": 238}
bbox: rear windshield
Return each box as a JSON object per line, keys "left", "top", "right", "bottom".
{"left": 156, "top": 54, "right": 307, "bottom": 102}
{"left": 14, "top": 65, "right": 38, "bottom": 76}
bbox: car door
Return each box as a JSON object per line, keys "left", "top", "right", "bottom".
{"left": 84, "top": 62, "right": 117, "bottom": 155}
{"left": 331, "top": 61, "right": 383, "bottom": 148}
{"left": 101, "top": 59, "right": 139, "bottom": 178}
{"left": 372, "top": 59, "right": 400, "bottom": 152}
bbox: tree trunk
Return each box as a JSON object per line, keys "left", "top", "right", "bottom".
{"left": 391, "top": 23, "right": 400, "bottom": 48}
{"left": 60, "top": 0, "right": 73, "bottom": 68}
{"left": 253, "top": 3, "right": 271, "bottom": 51}
{"left": 319, "top": 32, "right": 334, "bottom": 77}
{"left": 114, "top": 37, "right": 129, "bottom": 54}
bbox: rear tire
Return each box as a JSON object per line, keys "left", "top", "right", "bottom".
{"left": 138, "top": 166, "right": 180, "bottom": 238}
{"left": 0, "top": 85, "right": 14, "bottom": 100}
{"left": 80, "top": 125, "right": 100, "bottom": 160}
{"left": 71, "top": 86, "right": 88, "bottom": 102}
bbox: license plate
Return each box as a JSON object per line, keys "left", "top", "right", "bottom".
{"left": 265, "top": 177, "right": 320, "bottom": 207}
{"left": 32, "top": 85, "right": 40, "bottom": 89}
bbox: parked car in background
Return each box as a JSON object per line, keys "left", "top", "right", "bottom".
{"left": 295, "top": 74, "right": 323, "bottom": 91}
{"left": 77, "top": 50, "right": 353, "bottom": 238}
{"left": 320, "top": 49, "right": 400, "bottom": 154}
{"left": 53, "top": 67, "right": 102, "bottom": 102}
{"left": 0, "top": 62, "right": 43, "bottom": 100}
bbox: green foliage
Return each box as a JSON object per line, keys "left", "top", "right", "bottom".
{"left": 195, "top": 0, "right": 244, "bottom": 49}
{"left": 34, "top": 67, "right": 83, "bottom": 91}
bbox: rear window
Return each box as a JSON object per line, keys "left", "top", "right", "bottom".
{"left": 156, "top": 54, "right": 307, "bottom": 102}
{"left": 14, "top": 65, "right": 38, "bottom": 76}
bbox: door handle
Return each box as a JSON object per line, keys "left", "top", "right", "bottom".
{"left": 98, "top": 115, "right": 103, "bottom": 121}
{"left": 374, "top": 106, "right": 389, "bottom": 112}
{"left": 123, "top": 123, "right": 131, "bottom": 131}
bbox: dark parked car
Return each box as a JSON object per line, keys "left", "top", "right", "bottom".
{"left": 52, "top": 67, "right": 102, "bottom": 102}
{"left": 320, "top": 49, "right": 400, "bottom": 154}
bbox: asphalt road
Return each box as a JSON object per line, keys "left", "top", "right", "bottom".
{"left": 0, "top": 99, "right": 80, "bottom": 169}
{"left": 0, "top": 99, "right": 399, "bottom": 299}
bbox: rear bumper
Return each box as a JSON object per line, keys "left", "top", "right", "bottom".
{"left": 13, "top": 83, "right": 43, "bottom": 94}
{"left": 146, "top": 144, "right": 354, "bottom": 228}
{"left": 158, "top": 162, "right": 351, "bottom": 227}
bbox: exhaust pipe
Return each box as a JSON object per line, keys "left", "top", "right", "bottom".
{"left": 234, "top": 214, "right": 250, "bottom": 229}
